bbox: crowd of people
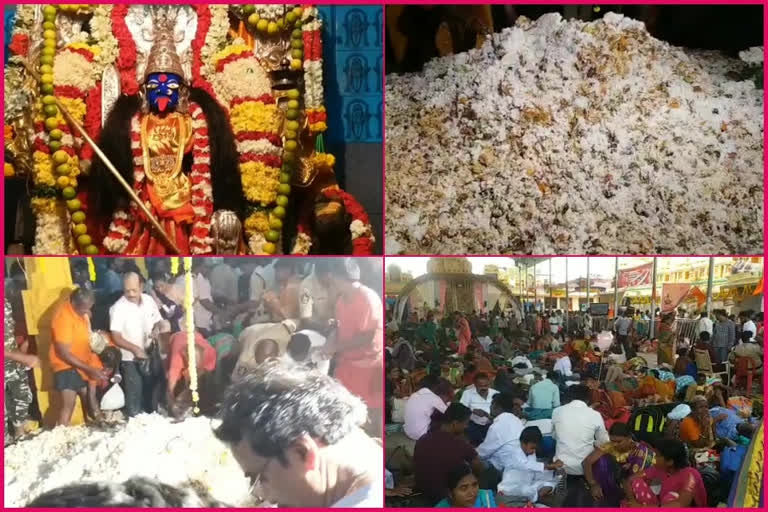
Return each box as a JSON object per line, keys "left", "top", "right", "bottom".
{"left": 385, "top": 305, "right": 763, "bottom": 508}
{"left": 4, "top": 257, "right": 384, "bottom": 507}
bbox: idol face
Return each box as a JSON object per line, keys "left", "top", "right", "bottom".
{"left": 146, "top": 72, "right": 181, "bottom": 113}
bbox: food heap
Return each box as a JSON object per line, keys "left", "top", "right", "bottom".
{"left": 3, "top": 414, "right": 254, "bottom": 507}
{"left": 385, "top": 13, "right": 763, "bottom": 254}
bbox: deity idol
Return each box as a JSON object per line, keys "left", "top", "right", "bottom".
{"left": 88, "top": 13, "right": 242, "bottom": 255}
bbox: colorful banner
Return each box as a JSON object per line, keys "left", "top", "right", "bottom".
{"left": 661, "top": 283, "right": 692, "bottom": 313}
{"left": 618, "top": 262, "right": 653, "bottom": 289}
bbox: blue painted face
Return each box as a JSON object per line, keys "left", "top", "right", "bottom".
{"left": 146, "top": 72, "right": 181, "bottom": 113}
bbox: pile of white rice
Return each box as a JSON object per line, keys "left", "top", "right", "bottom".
{"left": 4, "top": 414, "right": 254, "bottom": 507}
{"left": 385, "top": 13, "right": 763, "bottom": 254}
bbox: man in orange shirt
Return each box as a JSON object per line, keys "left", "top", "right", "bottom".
{"left": 318, "top": 259, "right": 383, "bottom": 437}
{"left": 50, "top": 288, "right": 107, "bottom": 425}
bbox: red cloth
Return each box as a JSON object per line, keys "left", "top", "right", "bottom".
{"left": 166, "top": 331, "right": 216, "bottom": 389}
{"left": 333, "top": 283, "right": 383, "bottom": 408}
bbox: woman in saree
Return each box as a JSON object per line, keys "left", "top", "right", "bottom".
{"left": 680, "top": 397, "right": 716, "bottom": 449}
{"left": 456, "top": 313, "right": 472, "bottom": 356}
{"left": 656, "top": 312, "right": 676, "bottom": 367}
{"left": 625, "top": 439, "right": 707, "bottom": 507}
{"left": 583, "top": 423, "right": 655, "bottom": 507}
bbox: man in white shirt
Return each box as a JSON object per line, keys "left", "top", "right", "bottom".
{"left": 477, "top": 393, "right": 525, "bottom": 474}
{"left": 403, "top": 376, "right": 451, "bottom": 440}
{"left": 498, "top": 426, "right": 563, "bottom": 505}
{"left": 695, "top": 312, "right": 714, "bottom": 340}
{"left": 551, "top": 385, "right": 609, "bottom": 476}
{"left": 109, "top": 272, "right": 162, "bottom": 417}
{"left": 554, "top": 354, "right": 579, "bottom": 381}
{"left": 739, "top": 312, "right": 757, "bottom": 341}
{"left": 460, "top": 373, "right": 500, "bottom": 445}
{"left": 613, "top": 311, "right": 635, "bottom": 358}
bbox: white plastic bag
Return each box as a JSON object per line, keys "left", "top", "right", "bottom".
{"left": 100, "top": 381, "right": 125, "bottom": 411}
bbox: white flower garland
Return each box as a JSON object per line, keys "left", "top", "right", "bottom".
{"left": 254, "top": 5, "right": 297, "bottom": 21}
{"left": 303, "top": 60, "right": 324, "bottom": 109}
{"left": 32, "top": 208, "right": 71, "bottom": 255}
{"left": 200, "top": 5, "right": 231, "bottom": 81}
{"left": 90, "top": 5, "right": 119, "bottom": 72}
{"left": 53, "top": 50, "right": 99, "bottom": 91}
{"left": 210, "top": 55, "right": 272, "bottom": 106}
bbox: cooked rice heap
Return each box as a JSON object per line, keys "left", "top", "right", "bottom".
{"left": 385, "top": 13, "right": 763, "bottom": 254}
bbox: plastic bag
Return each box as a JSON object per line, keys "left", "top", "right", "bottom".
{"left": 100, "top": 381, "right": 125, "bottom": 410}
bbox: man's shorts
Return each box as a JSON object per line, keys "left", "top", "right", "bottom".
{"left": 53, "top": 369, "right": 86, "bottom": 391}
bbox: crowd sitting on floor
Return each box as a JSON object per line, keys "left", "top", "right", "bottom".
{"left": 4, "top": 257, "right": 384, "bottom": 443}
{"left": 385, "top": 306, "right": 764, "bottom": 508}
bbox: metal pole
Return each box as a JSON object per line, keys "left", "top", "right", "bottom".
{"left": 565, "top": 258, "right": 569, "bottom": 327}
{"left": 706, "top": 257, "right": 714, "bottom": 317}
{"left": 586, "top": 257, "right": 591, "bottom": 308}
{"left": 549, "top": 258, "right": 553, "bottom": 311}
{"left": 650, "top": 257, "right": 658, "bottom": 338}
{"left": 534, "top": 262, "right": 538, "bottom": 313}
{"left": 524, "top": 262, "right": 528, "bottom": 314}
{"left": 613, "top": 257, "right": 620, "bottom": 317}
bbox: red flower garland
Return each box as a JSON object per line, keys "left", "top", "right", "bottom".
{"left": 111, "top": 5, "right": 138, "bottom": 95}
{"left": 295, "top": 187, "right": 375, "bottom": 255}
{"left": 191, "top": 5, "right": 215, "bottom": 96}
{"left": 81, "top": 82, "right": 102, "bottom": 163}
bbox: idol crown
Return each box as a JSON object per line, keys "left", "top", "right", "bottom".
{"left": 144, "top": 8, "right": 185, "bottom": 82}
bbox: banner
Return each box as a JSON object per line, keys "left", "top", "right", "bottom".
{"left": 661, "top": 283, "right": 692, "bottom": 313}
{"left": 618, "top": 262, "right": 653, "bottom": 289}
{"left": 689, "top": 286, "right": 707, "bottom": 307}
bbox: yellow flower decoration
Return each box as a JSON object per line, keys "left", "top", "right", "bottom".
{"left": 30, "top": 197, "right": 58, "bottom": 215}
{"left": 65, "top": 42, "right": 101, "bottom": 56}
{"left": 240, "top": 161, "right": 280, "bottom": 206}
{"left": 244, "top": 211, "right": 270, "bottom": 234}
{"left": 309, "top": 121, "right": 327, "bottom": 132}
{"left": 56, "top": 97, "right": 87, "bottom": 124}
{"left": 211, "top": 44, "right": 253, "bottom": 68}
{"left": 230, "top": 101, "right": 281, "bottom": 134}
{"left": 5, "top": 162, "right": 16, "bottom": 177}
{"left": 33, "top": 150, "right": 55, "bottom": 187}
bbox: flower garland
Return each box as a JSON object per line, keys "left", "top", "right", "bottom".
{"left": 28, "top": 6, "right": 97, "bottom": 255}
{"left": 293, "top": 185, "right": 376, "bottom": 255}
{"left": 183, "top": 256, "right": 200, "bottom": 414}
{"left": 111, "top": 4, "right": 138, "bottom": 95}
{"left": 301, "top": 11, "right": 327, "bottom": 134}
{"left": 190, "top": 5, "right": 214, "bottom": 97}
{"left": 102, "top": 102, "right": 213, "bottom": 254}
{"left": 90, "top": 4, "right": 118, "bottom": 75}
{"left": 214, "top": 45, "right": 289, "bottom": 255}
{"left": 197, "top": 4, "right": 230, "bottom": 91}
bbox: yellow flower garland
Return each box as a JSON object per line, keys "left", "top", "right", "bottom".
{"left": 240, "top": 160, "right": 280, "bottom": 205}
{"left": 32, "top": 150, "right": 55, "bottom": 187}
{"left": 87, "top": 257, "right": 96, "bottom": 281}
{"left": 244, "top": 210, "right": 270, "bottom": 234}
{"left": 183, "top": 256, "right": 199, "bottom": 414}
{"left": 230, "top": 101, "right": 281, "bottom": 134}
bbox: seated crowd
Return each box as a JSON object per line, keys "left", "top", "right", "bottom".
{"left": 385, "top": 308, "right": 763, "bottom": 508}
